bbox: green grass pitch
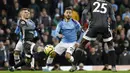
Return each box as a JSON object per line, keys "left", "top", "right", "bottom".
{"left": 0, "top": 71, "right": 130, "bottom": 73}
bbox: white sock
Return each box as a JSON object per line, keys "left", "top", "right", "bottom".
{"left": 31, "top": 57, "right": 35, "bottom": 68}
{"left": 69, "top": 56, "right": 74, "bottom": 63}
{"left": 46, "top": 56, "right": 54, "bottom": 68}
{"left": 14, "top": 54, "right": 20, "bottom": 64}
{"left": 12, "top": 66, "right": 15, "bottom": 70}
{"left": 14, "top": 54, "right": 21, "bottom": 69}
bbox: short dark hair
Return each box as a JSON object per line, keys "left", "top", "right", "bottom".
{"left": 65, "top": 7, "right": 72, "bottom": 11}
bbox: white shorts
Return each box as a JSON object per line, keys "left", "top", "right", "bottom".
{"left": 14, "top": 40, "right": 24, "bottom": 52}
{"left": 54, "top": 42, "right": 76, "bottom": 55}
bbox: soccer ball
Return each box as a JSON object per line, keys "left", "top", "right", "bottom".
{"left": 44, "top": 45, "right": 54, "bottom": 55}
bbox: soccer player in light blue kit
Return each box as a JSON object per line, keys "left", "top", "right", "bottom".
{"left": 44, "top": 7, "right": 82, "bottom": 72}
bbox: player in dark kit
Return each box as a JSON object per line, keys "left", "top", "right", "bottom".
{"left": 83, "top": 0, "right": 117, "bottom": 71}
{"left": 70, "top": 0, "right": 117, "bottom": 72}
{"left": 9, "top": 8, "right": 55, "bottom": 72}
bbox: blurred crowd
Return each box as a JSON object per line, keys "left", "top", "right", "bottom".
{"left": 0, "top": 0, "right": 130, "bottom": 69}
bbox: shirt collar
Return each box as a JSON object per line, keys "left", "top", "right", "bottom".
{"left": 64, "top": 18, "right": 72, "bottom": 22}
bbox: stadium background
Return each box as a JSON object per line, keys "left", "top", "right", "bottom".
{"left": 0, "top": 0, "right": 130, "bottom": 71}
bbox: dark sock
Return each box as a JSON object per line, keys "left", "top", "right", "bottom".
{"left": 108, "top": 51, "right": 116, "bottom": 67}
{"left": 14, "top": 60, "right": 26, "bottom": 69}
{"left": 102, "top": 52, "right": 109, "bottom": 65}
{"left": 9, "top": 52, "right": 15, "bottom": 66}
{"left": 73, "top": 49, "right": 83, "bottom": 66}
{"left": 102, "top": 42, "right": 109, "bottom": 65}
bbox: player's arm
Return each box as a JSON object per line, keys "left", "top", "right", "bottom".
{"left": 55, "top": 22, "right": 63, "bottom": 38}
{"left": 81, "top": 2, "right": 91, "bottom": 25}
{"left": 76, "top": 21, "right": 81, "bottom": 32}
{"left": 74, "top": 20, "right": 83, "bottom": 43}
{"left": 109, "top": 3, "right": 116, "bottom": 29}
{"left": 82, "top": 2, "right": 91, "bottom": 15}
{"left": 33, "top": 21, "right": 38, "bottom": 38}
{"left": 109, "top": 5, "right": 116, "bottom": 22}
{"left": 73, "top": 19, "right": 81, "bottom": 32}
{"left": 75, "top": 21, "right": 84, "bottom": 48}
{"left": 19, "top": 19, "right": 27, "bottom": 27}
{"left": 15, "top": 26, "right": 20, "bottom": 34}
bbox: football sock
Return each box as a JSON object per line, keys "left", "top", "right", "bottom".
{"left": 9, "top": 52, "right": 15, "bottom": 66}
{"left": 31, "top": 57, "right": 35, "bottom": 68}
{"left": 14, "top": 54, "right": 20, "bottom": 65}
{"left": 108, "top": 51, "right": 116, "bottom": 67}
{"left": 14, "top": 60, "right": 26, "bottom": 69}
{"left": 46, "top": 56, "right": 54, "bottom": 67}
{"left": 14, "top": 54, "right": 22, "bottom": 69}
{"left": 73, "top": 50, "right": 83, "bottom": 66}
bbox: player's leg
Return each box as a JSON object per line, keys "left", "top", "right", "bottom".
{"left": 70, "top": 39, "right": 87, "bottom": 65}
{"left": 102, "top": 42, "right": 110, "bottom": 70}
{"left": 14, "top": 40, "right": 23, "bottom": 70}
{"left": 73, "top": 48, "right": 87, "bottom": 66}
{"left": 30, "top": 57, "right": 35, "bottom": 70}
{"left": 9, "top": 53, "right": 32, "bottom": 72}
{"left": 31, "top": 44, "right": 55, "bottom": 70}
{"left": 46, "top": 42, "right": 66, "bottom": 66}
{"left": 103, "top": 28, "right": 117, "bottom": 72}
{"left": 107, "top": 41, "right": 117, "bottom": 71}
{"left": 66, "top": 41, "right": 89, "bottom": 72}
{"left": 28, "top": 42, "right": 35, "bottom": 70}
{"left": 23, "top": 41, "right": 43, "bottom": 70}
{"left": 82, "top": 27, "right": 97, "bottom": 50}
{"left": 8, "top": 52, "right": 15, "bottom": 67}
{"left": 13, "top": 51, "right": 22, "bottom": 69}
{"left": 44, "top": 42, "right": 66, "bottom": 71}
{"left": 9, "top": 59, "right": 26, "bottom": 72}
{"left": 65, "top": 43, "right": 75, "bottom": 63}
{"left": 65, "top": 42, "right": 76, "bottom": 72}
{"left": 23, "top": 41, "right": 56, "bottom": 70}
{"left": 71, "top": 38, "right": 89, "bottom": 67}
{"left": 45, "top": 51, "right": 56, "bottom": 68}
{"left": 69, "top": 28, "right": 97, "bottom": 72}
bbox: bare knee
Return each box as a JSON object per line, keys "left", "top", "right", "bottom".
{"left": 65, "top": 52, "right": 71, "bottom": 60}
{"left": 14, "top": 51, "right": 20, "bottom": 55}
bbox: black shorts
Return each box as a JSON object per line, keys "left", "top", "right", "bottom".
{"left": 83, "top": 26, "right": 113, "bottom": 42}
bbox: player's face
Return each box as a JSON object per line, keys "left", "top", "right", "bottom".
{"left": 22, "top": 10, "right": 30, "bottom": 19}
{"left": 64, "top": 10, "right": 72, "bottom": 19}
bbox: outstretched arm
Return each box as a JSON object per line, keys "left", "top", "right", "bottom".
{"left": 82, "top": 2, "right": 91, "bottom": 15}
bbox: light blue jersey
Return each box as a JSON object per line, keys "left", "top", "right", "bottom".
{"left": 55, "top": 18, "right": 81, "bottom": 43}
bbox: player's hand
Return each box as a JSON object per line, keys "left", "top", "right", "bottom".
{"left": 74, "top": 42, "right": 80, "bottom": 48}
{"left": 58, "top": 34, "right": 63, "bottom": 38}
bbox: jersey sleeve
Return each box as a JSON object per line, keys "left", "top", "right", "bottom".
{"left": 82, "top": 1, "right": 91, "bottom": 14}
{"left": 76, "top": 22, "right": 81, "bottom": 31}
{"left": 77, "top": 30, "right": 84, "bottom": 43}
{"left": 72, "top": 19, "right": 81, "bottom": 31}
{"left": 109, "top": 3, "right": 116, "bottom": 22}
{"left": 15, "top": 26, "right": 20, "bottom": 34}
{"left": 19, "top": 20, "right": 27, "bottom": 27}
{"left": 55, "top": 22, "right": 62, "bottom": 38}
